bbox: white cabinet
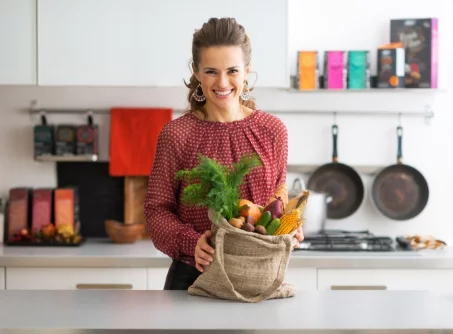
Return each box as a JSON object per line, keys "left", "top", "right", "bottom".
{"left": 0, "top": 0, "right": 36, "bottom": 85}
{"left": 6, "top": 267, "right": 147, "bottom": 290}
{"left": 317, "top": 269, "right": 453, "bottom": 291}
{"left": 37, "top": 0, "right": 288, "bottom": 87}
{"left": 286, "top": 268, "right": 317, "bottom": 291}
{"left": 0, "top": 268, "right": 4, "bottom": 290}
{"left": 147, "top": 268, "right": 169, "bottom": 290}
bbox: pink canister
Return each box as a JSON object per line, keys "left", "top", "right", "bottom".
{"left": 324, "top": 51, "right": 347, "bottom": 89}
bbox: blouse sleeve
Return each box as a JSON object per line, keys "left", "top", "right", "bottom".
{"left": 274, "top": 119, "right": 288, "bottom": 189}
{"left": 144, "top": 125, "right": 201, "bottom": 260}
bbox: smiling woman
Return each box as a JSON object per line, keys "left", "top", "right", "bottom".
{"left": 185, "top": 18, "right": 255, "bottom": 122}
{"left": 143, "top": 17, "right": 303, "bottom": 291}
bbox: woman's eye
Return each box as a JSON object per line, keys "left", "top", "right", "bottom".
{"left": 229, "top": 69, "right": 238, "bottom": 74}
{"left": 206, "top": 70, "right": 216, "bottom": 75}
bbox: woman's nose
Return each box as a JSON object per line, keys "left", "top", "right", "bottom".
{"left": 217, "top": 73, "right": 229, "bottom": 87}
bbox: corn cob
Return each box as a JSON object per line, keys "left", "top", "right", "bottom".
{"left": 273, "top": 209, "right": 302, "bottom": 235}
{"left": 284, "top": 190, "right": 310, "bottom": 214}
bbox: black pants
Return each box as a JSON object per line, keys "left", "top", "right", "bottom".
{"left": 163, "top": 260, "right": 202, "bottom": 290}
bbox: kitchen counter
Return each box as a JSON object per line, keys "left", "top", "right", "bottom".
{"left": 0, "top": 289, "right": 452, "bottom": 333}
{"left": 0, "top": 238, "right": 453, "bottom": 269}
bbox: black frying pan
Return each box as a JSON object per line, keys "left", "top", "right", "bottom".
{"left": 307, "top": 124, "right": 365, "bottom": 219}
{"left": 372, "top": 126, "right": 429, "bottom": 220}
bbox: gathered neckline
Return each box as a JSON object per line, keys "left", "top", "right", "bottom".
{"left": 185, "top": 109, "right": 260, "bottom": 128}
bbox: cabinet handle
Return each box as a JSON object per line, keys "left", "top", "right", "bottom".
{"left": 331, "top": 285, "right": 387, "bottom": 290}
{"left": 76, "top": 283, "right": 133, "bottom": 290}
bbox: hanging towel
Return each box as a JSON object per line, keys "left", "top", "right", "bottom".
{"left": 109, "top": 107, "right": 173, "bottom": 176}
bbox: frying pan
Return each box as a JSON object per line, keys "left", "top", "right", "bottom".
{"left": 307, "top": 124, "right": 365, "bottom": 219}
{"left": 371, "top": 126, "right": 429, "bottom": 220}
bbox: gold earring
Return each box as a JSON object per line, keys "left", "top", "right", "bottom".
{"left": 192, "top": 82, "right": 206, "bottom": 102}
{"left": 240, "top": 81, "right": 251, "bottom": 101}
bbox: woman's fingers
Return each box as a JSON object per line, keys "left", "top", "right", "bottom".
{"left": 196, "top": 248, "right": 213, "bottom": 264}
{"left": 195, "top": 262, "right": 204, "bottom": 272}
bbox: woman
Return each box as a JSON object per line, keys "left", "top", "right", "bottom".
{"left": 144, "top": 17, "right": 304, "bottom": 290}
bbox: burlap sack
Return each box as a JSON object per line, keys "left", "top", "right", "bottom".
{"left": 188, "top": 209, "right": 296, "bottom": 303}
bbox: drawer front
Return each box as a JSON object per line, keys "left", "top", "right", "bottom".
{"left": 0, "top": 268, "right": 4, "bottom": 290}
{"left": 318, "top": 269, "right": 453, "bottom": 291}
{"left": 147, "top": 268, "right": 169, "bottom": 290}
{"left": 286, "top": 268, "right": 317, "bottom": 291}
{"left": 6, "top": 267, "right": 147, "bottom": 290}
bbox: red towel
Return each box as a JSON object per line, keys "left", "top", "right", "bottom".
{"left": 109, "top": 107, "right": 173, "bottom": 176}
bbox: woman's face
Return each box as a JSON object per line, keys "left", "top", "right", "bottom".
{"left": 194, "top": 46, "right": 250, "bottom": 111}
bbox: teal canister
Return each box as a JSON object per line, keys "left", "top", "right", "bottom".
{"left": 348, "top": 51, "right": 370, "bottom": 89}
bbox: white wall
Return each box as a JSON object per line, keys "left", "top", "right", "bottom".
{"left": 1, "top": 0, "right": 452, "bottom": 243}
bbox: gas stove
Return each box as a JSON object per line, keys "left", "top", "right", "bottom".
{"left": 296, "top": 230, "right": 397, "bottom": 252}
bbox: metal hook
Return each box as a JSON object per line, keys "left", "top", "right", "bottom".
{"left": 398, "top": 112, "right": 402, "bottom": 127}
{"left": 86, "top": 110, "right": 94, "bottom": 125}
{"left": 39, "top": 110, "right": 48, "bottom": 126}
{"left": 333, "top": 112, "right": 337, "bottom": 125}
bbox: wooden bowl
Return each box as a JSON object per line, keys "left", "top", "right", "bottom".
{"left": 105, "top": 220, "right": 145, "bottom": 244}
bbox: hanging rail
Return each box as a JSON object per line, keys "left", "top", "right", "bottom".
{"left": 28, "top": 101, "right": 434, "bottom": 120}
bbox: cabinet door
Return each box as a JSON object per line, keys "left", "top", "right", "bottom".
{"left": 0, "top": 268, "right": 4, "bottom": 290}
{"left": 6, "top": 267, "right": 147, "bottom": 290}
{"left": 0, "top": 0, "right": 36, "bottom": 85}
{"left": 37, "top": 0, "right": 159, "bottom": 86}
{"left": 37, "top": 0, "right": 288, "bottom": 87}
{"left": 286, "top": 268, "right": 317, "bottom": 290}
{"left": 318, "top": 269, "right": 453, "bottom": 291}
{"left": 147, "top": 268, "right": 169, "bottom": 290}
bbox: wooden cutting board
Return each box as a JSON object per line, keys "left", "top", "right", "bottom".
{"left": 124, "top": 176, "right": 149, "bottom": 238}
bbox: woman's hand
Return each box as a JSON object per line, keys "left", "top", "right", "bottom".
{"left": 195, "top": 230, "right": 215, "bottom": 272}
{"left": 292, "top": 226, "right": 304, "bottom": 250}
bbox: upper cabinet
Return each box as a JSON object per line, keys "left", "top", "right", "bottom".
{"left": 37, "top": 0, "right": 289, "bottom": 87}
{"left": 0, "top": 0, "right": 36, "bottom": 85}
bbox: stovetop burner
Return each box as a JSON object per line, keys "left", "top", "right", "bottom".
{"left": 296, "top": 230, "right": 396, "bottom": 252}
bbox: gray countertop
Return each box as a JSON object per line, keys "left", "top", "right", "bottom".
{"left": 0, "top": 239, "right": 453, "bottom": 269}
{"left": 0, "top": 290, "right": 453, "bottom": 333}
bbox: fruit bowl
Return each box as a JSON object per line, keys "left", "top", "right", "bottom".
{"left": 105, "top": 220, "right": 145, "bottom": 244}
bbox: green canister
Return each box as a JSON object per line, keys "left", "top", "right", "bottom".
{"left": 348, "top": 51, "right": 370, "bottom": 89}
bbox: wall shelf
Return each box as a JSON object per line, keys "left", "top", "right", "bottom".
{"left": 285, "top": 88, "right": 445, "bottom": 94}
{"left": 287, "top": 75, "right": 445, "bottom": 93}
{"left": 35, "top": 155, "right": 98, "bottom": 162}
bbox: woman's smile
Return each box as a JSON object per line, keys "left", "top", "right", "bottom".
{"left": 213, "top": 89, "right": 234, "bottom": 98}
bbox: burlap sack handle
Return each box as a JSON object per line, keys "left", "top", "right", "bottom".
{"left": 215, "top": 227, "right": 292, "bottom": 303}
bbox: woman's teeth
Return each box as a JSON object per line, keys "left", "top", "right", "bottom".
{"left": 214, "top": 89, "right": 232, "bottom": 96}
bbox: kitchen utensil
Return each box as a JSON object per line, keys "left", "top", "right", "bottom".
{"left": 105, "top": 220, "right": 145, "bottom": 244}
{"left": 33, "top": 113, "right": 54, "bottom": 158}
{"left": 371, "top": 126, "right": 429, "bottom": 220}
{"left": 307, "top": 124, "right": 365, "bottom": 219}
{"left": 124, "top": 176, "right": 150, "bottom": 239}
{"left": 76, "top": 112, "right": 99, "bottom": 156}
{"left": 55, "top": 125, "right": 76, "bottom": 156}
{"left": 288, "top": 178, "right": 331, "bottom": 234}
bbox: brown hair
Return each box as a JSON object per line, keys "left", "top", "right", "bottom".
{"left": 184, "top": 17, "right": 256, "bottom": 118}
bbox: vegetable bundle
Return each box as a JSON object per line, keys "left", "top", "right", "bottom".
{"left": 176, "top": 153, "right": 309, "bottom": 235}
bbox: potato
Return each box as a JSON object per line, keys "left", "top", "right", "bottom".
{"left": 254, "top": 225, "right": 267, "bottom": 235}
{"left": 241, "top": 222, "right": 255, "bottom": 232}
{"left": 229, "top": 217, "right": 244, "bottom": 229}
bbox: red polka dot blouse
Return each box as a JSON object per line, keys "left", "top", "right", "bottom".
{"left": 144, "top": 110, "right": 288, "bottom": 267}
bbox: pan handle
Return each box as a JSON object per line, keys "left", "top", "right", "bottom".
{"left": 397, "top": 126, "right": 403, "bottom": 164}
{"left": 332, "top": 124, "right": 339, "bottom": 163}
